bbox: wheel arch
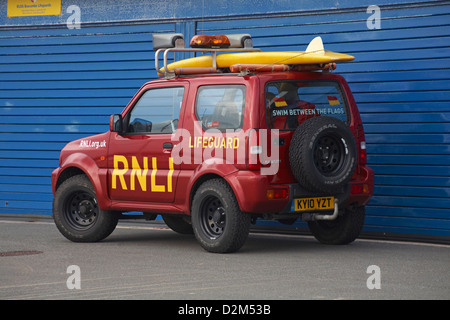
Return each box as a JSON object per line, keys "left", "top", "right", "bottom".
{"left": 189, "top": 173, "right": 224, "bottom": 214}
{"left": 53, "top": 153, "right": 110, "bottom": 210}
{"left": 54, "top": 166, "right": 86, "bottom": 191}
{"left": 188, "top": 172, "right": 247, "bottom": 216}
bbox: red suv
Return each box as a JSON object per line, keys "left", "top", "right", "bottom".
{"left": 52, "top": 34, "right": 374, "bottom": 253}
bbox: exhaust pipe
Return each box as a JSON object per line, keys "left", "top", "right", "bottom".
{"left": 302, "top": 199, "right": 339, "bottom": 221}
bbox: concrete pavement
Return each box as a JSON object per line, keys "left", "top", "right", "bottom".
{"left": 0, "top": 215, "right": 449, "bottom": 300}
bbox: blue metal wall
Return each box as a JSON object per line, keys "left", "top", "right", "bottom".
{"left": 0, "top": 19, "right": 175, "bottom": 214}
{"left": 1, "top": 0, "right": 449, "bottom": 239}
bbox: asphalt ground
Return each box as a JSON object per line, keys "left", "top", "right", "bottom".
{"left": 0, "top": 215, "right": 449, "bottom": 302}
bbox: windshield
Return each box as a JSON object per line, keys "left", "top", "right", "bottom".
{"left": 266, "top": 80, "right": 349, "bottom": 130}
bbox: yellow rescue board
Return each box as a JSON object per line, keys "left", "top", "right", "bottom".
{"left": 163, "top": 51, "right": 354, "bottom": 71}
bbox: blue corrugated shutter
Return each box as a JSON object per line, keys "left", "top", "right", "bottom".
{"left": 1, "top": 1, "right": 449, "bottom": 240}
{"left": 197, "top": 2, "right": 450, "bottom": 238}
{"left": 0, "top": 22, "right": 175, "bottom": 215}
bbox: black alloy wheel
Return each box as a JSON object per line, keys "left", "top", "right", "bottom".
{"left": 191, "top": 179, "right": 251, "bottom": 253}
{"left": 199, "top": 196, "right": 226, "bottom": 239}
{"left": 313, "top": 133, "right": 346, "bottom": 177}
{"left": 64, "top": 191, "right": 99, "bottom": 230}
{"left": 53, "top": 175, "right": 119, "bottom": 242}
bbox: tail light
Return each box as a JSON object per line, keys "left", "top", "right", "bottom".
{"left": 357, "top": 124, "right": 367, "bottom": 165}
{"left": 351, "top": 184, "right": 370, "bottom": 194}
{"left": 360, "top": 141, "right": 367, "bottom": 165}
{"left": 267, "top": 188, "right": 288, "bottom": 199}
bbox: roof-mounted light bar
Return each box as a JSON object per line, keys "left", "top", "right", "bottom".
{"left": 152, "top": 33, "right": 185, "bottom": 50}
{"left": 189, "top": 34, "right": 253, "bottom": 49}
{"left": 152, "top": 33, "right": 260, "bottom": 78}
{"left": 190, "top": 34, "right": 230, "bottom": 48}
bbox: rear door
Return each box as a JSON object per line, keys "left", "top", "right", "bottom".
{"left": 264, "top": 78, "right": 350, "bottom": 183}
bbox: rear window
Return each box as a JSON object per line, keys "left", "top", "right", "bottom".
{"left": 266, "top": 80, "right": 348, "bottom": 130}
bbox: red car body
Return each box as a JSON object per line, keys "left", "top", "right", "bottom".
{"left": 52, "top": 71, "right": 373, "bottom": 218}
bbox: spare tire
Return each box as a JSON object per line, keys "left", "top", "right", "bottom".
{"left": 289, "top": 116, "right": 357, "bottom": 194}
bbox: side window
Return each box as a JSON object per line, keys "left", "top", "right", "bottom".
{"left": 127, "top": 87, "right": 184, "bottom": 134}
{"left": 195, "top": 85, "right": 245, "bottom": 130}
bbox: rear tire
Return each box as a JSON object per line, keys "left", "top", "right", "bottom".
{"left": 191, "top": 179, "right": 250, "bottom": 253}
{"left": 53, "top": 175, "right": 119, "bottom": 242}
{"left": 308, "top": 206, "right": 365, "bottom": 245}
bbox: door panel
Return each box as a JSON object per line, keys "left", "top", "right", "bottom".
{"left": 108, "top": 84, "right": 188, "bottom": 204}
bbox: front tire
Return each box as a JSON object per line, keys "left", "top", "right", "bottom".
{"left": 53, "top": 175, "right": 119, "bottom": 242}
{"left": 191, "top": 179, "right": 250, "bottom": 253}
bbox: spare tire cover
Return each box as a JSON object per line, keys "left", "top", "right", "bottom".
{"left": 289, "top": 116, "right": 357, "bottom": 194}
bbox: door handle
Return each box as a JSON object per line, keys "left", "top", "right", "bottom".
{"left": 163, "top": 142, "right": 173, "bottom": 150}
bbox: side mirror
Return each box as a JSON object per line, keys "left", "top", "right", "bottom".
{"left": 110, "top": 114, "right": 123, "bottom": 134}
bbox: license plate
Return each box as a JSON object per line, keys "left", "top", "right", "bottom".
{"left": 292, "top": 196, "right": 334, "bottom": 212}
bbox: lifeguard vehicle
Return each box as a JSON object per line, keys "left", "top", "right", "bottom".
{"left": 52, "top": 33, "right": 374, "bottom": 253}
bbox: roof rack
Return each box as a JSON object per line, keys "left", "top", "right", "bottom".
{"left": 153, "top": 33, "right": 261, "bottom": 78}
{"left": 152, "top": 34, "right": 352, "bottom": 78}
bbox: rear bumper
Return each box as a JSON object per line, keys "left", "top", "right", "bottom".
{"left": 346, "top": 165, "right": 375, "bottom": 207}
{"left": 226, "top": 165, "right": 374, "bottom": 214}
